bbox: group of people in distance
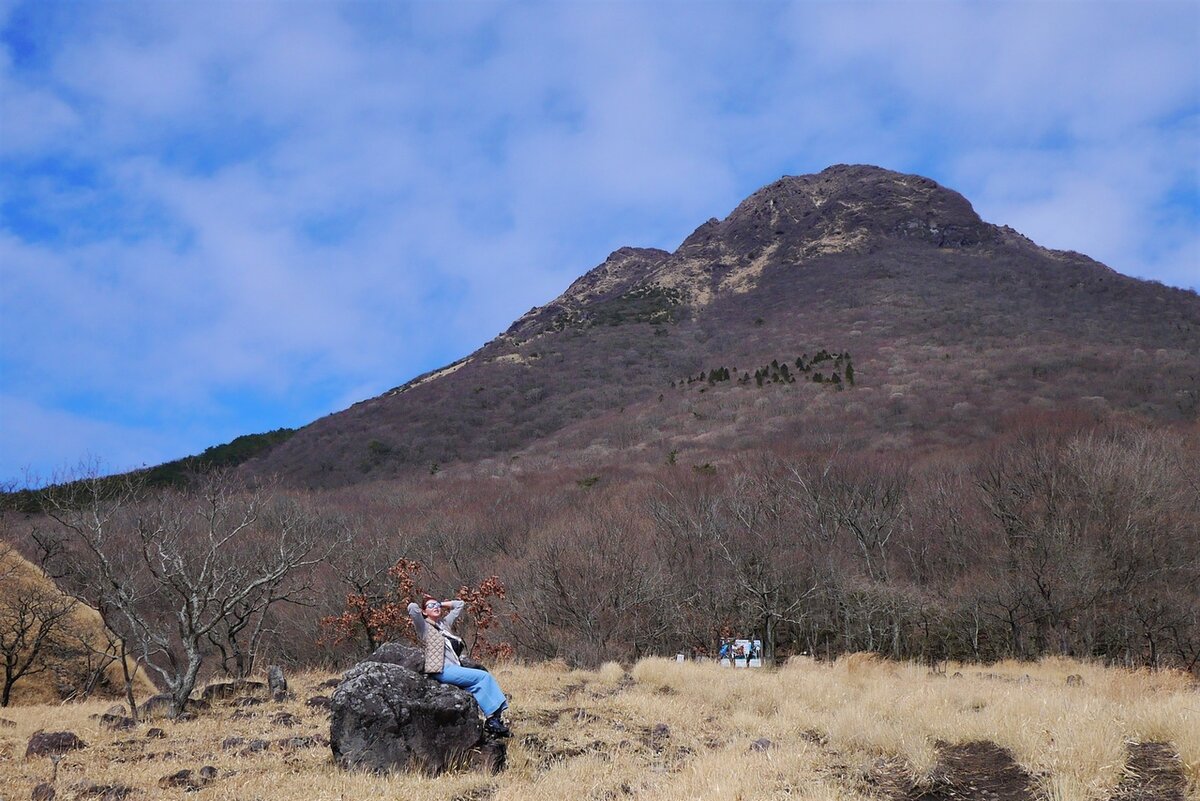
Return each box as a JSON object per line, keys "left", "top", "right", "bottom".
{"left": 717, "top": 638, "right": 761, "bottom": 667}
{"left": 408, "top": 593, "right": 511, "bottom": 738}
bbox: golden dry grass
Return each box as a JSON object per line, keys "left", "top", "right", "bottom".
{"left": 0, "top": 547, "right": 156, "bottom": 705}
{"left": 0, "top": 655, "right": 1195, "bottom": 801}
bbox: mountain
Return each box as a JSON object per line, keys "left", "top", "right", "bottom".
{"left": 245, "top": 165, "right": 1200, "bottom": 487}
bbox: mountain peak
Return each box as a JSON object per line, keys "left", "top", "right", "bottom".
{"left": 680, "top": 165, "right": 993, "bottom": 258}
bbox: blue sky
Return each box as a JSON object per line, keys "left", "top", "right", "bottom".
{"left": 1, "top": 1, "right": 1197, "bottom": 484}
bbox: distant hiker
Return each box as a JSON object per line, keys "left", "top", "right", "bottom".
{"left": 408, "top": 594, "right": 511, "bottom": 737}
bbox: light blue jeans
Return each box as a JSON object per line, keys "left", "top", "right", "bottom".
{"left": 433, "top": 663, "right": 507, "bottom": 717}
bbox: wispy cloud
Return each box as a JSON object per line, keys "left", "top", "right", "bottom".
{"left": 1, "top": 0, "right": 1196, "bottom": 481}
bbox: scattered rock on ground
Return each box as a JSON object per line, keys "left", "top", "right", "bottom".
{"left": 318, "top": 677, "right": 342, "bottom": 689}
{"left": 276, "top": 735, "right": 328, "bottom": 751}
{"left": 140, "top": 694, "right": 175, "bottom": 720}
{"left": 646, "top": 722, "right": 670, "bottom": 752}
{"left": 146, "top": 727, "right": 166, "bottom": 739}
{"left": 31, "top": 782, "right": 55, "bottom": 801}
{"left": 270, "top": 712, "right": 300, "bottom": 727}
{"left": 268, "top": 665, "right": 287, "bottom": 694}
{"left": 25, "top": 730, "right": 87, "bottom": 758}
{"left": 157, "top": 766, "right": 218, "bottom": 790}
{"left": 750, "top": 737, "right": 773, "bottom": 752}
{"left": 100, "top": 713, "right": 136, "bottom": 732}
{"left": 201, "top": 679, "right": 267, "bottom": 703}
{"left": 220, "top": 735, "right": 268, "bottom": 754}
{"left": 71, "top": 782, "right": 132, "bottom": 800}
{"left": 305, "top": 695, "right": 331, "bottom": 710}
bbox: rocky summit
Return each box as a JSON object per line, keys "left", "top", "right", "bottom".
{"left": 240, "top": 164, "right": 1198, "bottom": 487}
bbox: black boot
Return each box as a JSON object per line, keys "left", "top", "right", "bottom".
{"left": 485, "top": 712, "right": 511, "bottom": 738}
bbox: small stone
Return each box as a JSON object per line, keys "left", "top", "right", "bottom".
{"left": 70, "top": 783, "right": 131, "bottom": 800}
{"left": 304, "top": 695, "right": 331, "bottom": 710}
{"left": 318, "top": 677, "right": 341, "bottom": 689}
{"left": 25, "top": 730, "right": 87, "bottom": 758}
{"left": 267, "top": 665, "right": 287, "bottom": 694}
{"left": 270, "top": 712, "right": 300, "bottom": 727}
{"left": 100, "top": 714, "right": 136, "bottom": 732}
{"left": 158, "top": 769, "right": 200, "bottom": 791}
{"left": 749, "top": 737, "right": 773, "bottom": 752}
{"left": 31, "top": 783, "right": 56, "bottom": 801}
{"left": 201, "top": 680, "right": 267, "bottom": 703}
{"left": 239, "top": 738, "right": 269, "bottom": 755}
{"left": 145, "top": 727, "right": 166, "bottom": 739}
{"left": 473, "top": 738, "right": 507, "bottom": 774}
{"left": 198, "top": 765, "right": 218, "bottom": 782}
{"left": 140, "top": 694, "right": 175, "bottom": 720}
{"left": 221, "top": 736, "right": 245, "bottom": 750}
{"left": 103, "top": 704, "right": 126, "bottom": 718}
{"left": 275, "top": 735, "right": 326, "bottom": 751}
{"left": 1066, "top": 674, "right": 1084, "bottom": 686}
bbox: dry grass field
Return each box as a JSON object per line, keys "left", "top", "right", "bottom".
{"left": 0, "top": 655, "right": 1195, "bottom": 801}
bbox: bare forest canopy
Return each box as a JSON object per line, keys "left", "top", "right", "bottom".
{"left": 2, "top": 165, "right": 1199, "bottom": 705}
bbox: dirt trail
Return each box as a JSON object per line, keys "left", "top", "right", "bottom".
{"left": 1107, "top": 742, "right": 1187, "bottom": 801}
{"left": 903, "top": 741, "right": 1036, "bottom": 801}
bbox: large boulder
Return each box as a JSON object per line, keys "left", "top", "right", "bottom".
{"left": 330, "top": 647, "right": 504, "bottom": 776}
{"left": 362, "top": 642, "right": 424, "bottom": 671}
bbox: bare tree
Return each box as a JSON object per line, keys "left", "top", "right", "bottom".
{"left": 511, "top": 489, "right": 672, "bottom": 665}
{"left": 0, "top": 542, "right": 79, "bottom": 706}
{"left": 43, "top": 468, "right": 343, "bottom": 716}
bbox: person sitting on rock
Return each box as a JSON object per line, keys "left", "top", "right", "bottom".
{"left": 408, "top": 594, "right": 511, "bottom": 737}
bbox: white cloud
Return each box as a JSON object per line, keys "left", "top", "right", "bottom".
{"left": 0, "top": 395, "right": 174, "bottom": 483}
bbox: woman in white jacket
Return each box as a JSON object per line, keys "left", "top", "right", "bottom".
{"left": 408, "top": 594, "right": 511, "bottom": 737}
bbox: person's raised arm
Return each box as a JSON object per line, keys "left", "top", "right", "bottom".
{"left": 407, "top": 602, "right": 427, "bottom": 638}
{"left": 442, "top": 599, "right": 466, "bottom": 628}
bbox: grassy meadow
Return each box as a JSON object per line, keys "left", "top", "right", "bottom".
{"left": 0, "top": 655, "right": 1195, "bottom": 801}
